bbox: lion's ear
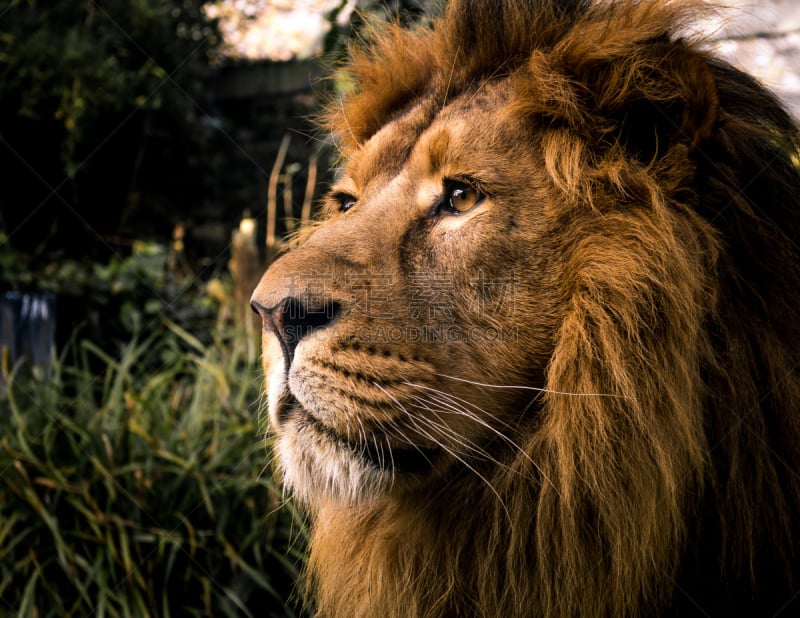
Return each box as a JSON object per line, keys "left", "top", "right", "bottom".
{"left": 568, "top": 39, "right": 719, "bottom": 161}
{"left": 512, "top": 2, "right": 720, "bottom": 162}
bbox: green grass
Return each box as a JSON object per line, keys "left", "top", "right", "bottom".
{"left": 0, "top": 322, "right": 306, "bottom": 617}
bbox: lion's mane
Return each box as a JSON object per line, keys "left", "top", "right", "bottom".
{"left": 294, "top": 1, "right": 800, "bottom": 615}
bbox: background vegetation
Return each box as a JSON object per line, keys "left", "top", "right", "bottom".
{"left": 0, "top": 0, "right": 220, "bottom": 268}
{"left": 0, "top": 0, "right": 429, "bottom": 615}
{"left": 0, "top": 314, "right": 307, "bottom": 616}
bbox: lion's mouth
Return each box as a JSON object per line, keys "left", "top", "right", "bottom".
{"left": 282, "top": 396, "right": 439, "bottom": 475}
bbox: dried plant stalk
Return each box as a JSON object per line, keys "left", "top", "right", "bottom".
{"left": 267, "top": 134, "right": 291, "bottom": 266}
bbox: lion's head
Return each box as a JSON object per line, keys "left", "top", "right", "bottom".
{"left": 251, "top": 1, "right": 800, "bottom": 615}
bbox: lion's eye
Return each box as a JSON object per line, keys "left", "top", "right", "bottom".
{"left": 333, "top": 192, "right": 357, "bottom": 213}
{"left": 443, "top": 180, "right": 483, "bottom": 215}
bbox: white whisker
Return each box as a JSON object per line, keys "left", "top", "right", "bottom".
{"left": 434, "top": 373, "right": 626, "bottom": 399}
{"left": 374, "top": 383, "right": 513, "bottom": 522}
{"left": 409, "top": 403, "right": 521, "bottom": 476}
{"left": 372, "top": 383, "right": 438, "bottom": 467}
{"left": 403, "top": 382, "right": 563, "bottom": 497}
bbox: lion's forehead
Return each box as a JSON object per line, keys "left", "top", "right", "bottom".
{"left": 347, "top": 98, "right": 436, "bottom": 187}
{"left": 347, "top": 85, "right": 517, "bottom": 191}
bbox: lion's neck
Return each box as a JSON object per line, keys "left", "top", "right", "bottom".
{"left": 308, "top": 486, "right": 487, "bottom": 618}
{"left": 304, "top": 452, "right": 684, "bottom": 618}
{"left": 305, "top": 470, "right": 585, "bottom": 618}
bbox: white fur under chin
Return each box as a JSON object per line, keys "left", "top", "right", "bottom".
{"left": 276, "top": 426, "right": 394, "bottom": 505}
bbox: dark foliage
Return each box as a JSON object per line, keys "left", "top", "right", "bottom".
{"left": 0, "top": 0, "right": 221, "bottom": 267}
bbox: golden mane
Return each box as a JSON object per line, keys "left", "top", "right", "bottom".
{"left": 261, "top": 0, "right": 800, "bottom": 615}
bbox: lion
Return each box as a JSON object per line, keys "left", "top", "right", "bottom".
{"left": 250, "top": 0, "right": 800, "bottom": 615}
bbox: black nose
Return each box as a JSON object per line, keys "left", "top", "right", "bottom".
{"left": 250, "top": 296, "right": 341, "bottom": 365}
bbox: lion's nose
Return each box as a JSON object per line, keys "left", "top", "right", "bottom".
{"left": 250, "top": 296, "right": 341, "bottom": 364}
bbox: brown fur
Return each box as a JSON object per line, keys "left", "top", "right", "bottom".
{"left": 251, "top": 1, "right": 800, "bottom": 616}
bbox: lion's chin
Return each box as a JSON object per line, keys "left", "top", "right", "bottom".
{"left": 274, "top": 402, "right": 438, "bottom": 505}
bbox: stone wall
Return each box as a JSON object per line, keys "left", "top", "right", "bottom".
{"left": 706, "top": 0, "right": 800, "bottom": 119}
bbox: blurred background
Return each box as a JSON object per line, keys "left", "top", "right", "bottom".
{"left": 0, "top": 1, "right": 433, "bottom": 616}
{"left": 0, "top": 0, "right": 796, "bottom": 616}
